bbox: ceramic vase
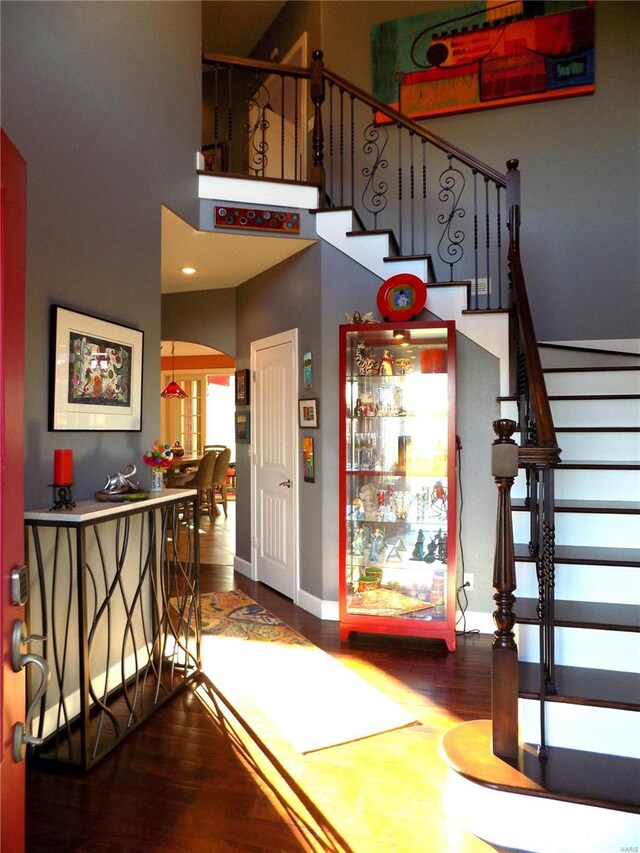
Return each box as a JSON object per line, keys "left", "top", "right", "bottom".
{"left": 151, "top": 469, "right": 164, "bottom": 492}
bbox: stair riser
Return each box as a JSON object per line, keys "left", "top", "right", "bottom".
{"left": 513, "top": 468, "right": 640, "bottom": 501}
{"left": 549, "top": 398, "right": 640, "bottom": 428}
{"left": 519, "top": 698, "right": 640, "bottom": 759}
{"left": 513, "top": 511, "right": 640, "bottom": 549}
{"left": 544, "top": 370, "right": 640, "bottom": 396}
{"left": 555, "top": 430, "right": 640, "bottom": 460}
{"left": 516, "top": 561, "right": 640, "bottom": 606}
{"left": 539, "top": 348, "right": 640, "bottom": 369}
{"left": 517, "top": 624, "right": 640, "bottom": 674}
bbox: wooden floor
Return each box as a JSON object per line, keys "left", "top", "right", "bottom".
{"left": 26, "top": 502, "right": 501, "bottom": 853}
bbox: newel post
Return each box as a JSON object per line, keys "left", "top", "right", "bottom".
{"left": 506, "top": 158, "right": 520, "bottom": 228}
{"left": 310, "top": 49, "right": 326, "bottom": 202}
{"left": 491, "top": 418, "right": 520, "bottom": 763}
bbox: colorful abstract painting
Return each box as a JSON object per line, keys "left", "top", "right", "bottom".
{"left": 372, "top": 1, "right": 595, "bottom": 120}
{"left": 215, "top": 206, "right": 300, "bottom": 233}
{"left": 68, "top": 333, "right": 132, "bottom": 407}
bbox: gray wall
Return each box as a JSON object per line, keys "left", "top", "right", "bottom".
{"left": 162, "top": 288, "right": 237, "bottom": 356}
{"left": 256, "top": 0, "right": 640, "bottom": 343}
{"left": 2, "top": 0, "right": 202, "bottom": 507}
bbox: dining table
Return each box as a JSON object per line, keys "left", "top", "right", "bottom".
{"left": 165, "top": 453, "right": 201, "bottom": 487}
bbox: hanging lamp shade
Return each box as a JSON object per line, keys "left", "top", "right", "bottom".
{"left": 161, "top": 342, "right": 187, "bottom": 399}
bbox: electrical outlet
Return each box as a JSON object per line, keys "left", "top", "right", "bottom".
{"left": 464, "top": 574, "right": 474, "bottom": 591}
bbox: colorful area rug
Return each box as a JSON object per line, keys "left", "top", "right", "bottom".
{"left": 346, "top": 587, "right": 434, "bottom": 617}
{"left": 199, "top": 590, "right": 418, "bottom": 753}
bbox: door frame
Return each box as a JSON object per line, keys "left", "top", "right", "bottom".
{"left": 250, "top": 328, "right": 300, "bottom": 603}
{"left": 1, "top": 130, "right": 27, "bottom": 852}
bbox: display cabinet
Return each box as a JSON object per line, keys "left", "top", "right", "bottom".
{"left": 339, "top": 321, "right": 457, "bottom": 651}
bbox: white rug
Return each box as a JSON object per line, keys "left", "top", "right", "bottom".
{"left": 199, "top": 593, "right": 418, "bottom": 753}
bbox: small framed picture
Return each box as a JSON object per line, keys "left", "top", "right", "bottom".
{"left": 235, "top": 369, "right": 250, "bottom": 405}
{"left": 303, "top": 351, "right": 312, "bottom": 389}
{"left": 302, "top": 436, "right": 315, "bottom": 483}
{"left": 298, "top": 398, "right": 319, "bottom": 428}
{"left": 235, "top": 408, "right": 250, "bottom": 443}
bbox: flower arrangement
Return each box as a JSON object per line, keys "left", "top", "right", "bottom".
{"left": 142, "top": 440, "right": 173, "bottom": 473}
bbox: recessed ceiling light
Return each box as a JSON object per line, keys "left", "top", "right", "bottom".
{"left": 180, "top": 266, "right": 197, "bottom": 275}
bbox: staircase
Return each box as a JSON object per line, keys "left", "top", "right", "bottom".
{"left": 515, "top": 344, "right": 640, "bottom": 781}
{"left": 441, "top": 343, "right": 640, "bottom": 852}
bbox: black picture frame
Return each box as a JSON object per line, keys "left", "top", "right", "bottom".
{"left": 49, "top": 305, "right": 143, "bottom": 431}
{"left": 235, "top": 369, "right": 250, "bottom": 405}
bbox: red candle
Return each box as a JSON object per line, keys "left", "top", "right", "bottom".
{"left": 54, "top": 449, "right": 73, "bottom": 485}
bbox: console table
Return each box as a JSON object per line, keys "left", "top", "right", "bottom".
{"left": 24, "top": 489, "right": 201, "bottom": 769}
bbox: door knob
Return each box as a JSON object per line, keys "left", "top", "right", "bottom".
{"left": 278, "top": 479, "right": 292, "bottom": 488}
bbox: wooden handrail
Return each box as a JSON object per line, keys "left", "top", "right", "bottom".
{"left": 508, "top": 202, "right": 560, "bottom": 460}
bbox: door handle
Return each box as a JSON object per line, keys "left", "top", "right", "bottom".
{"left": 278, "top": 479, "right": 292, "bottom": 488}
{"left": 11, "top": 619, "right": 50, "bottom": 762}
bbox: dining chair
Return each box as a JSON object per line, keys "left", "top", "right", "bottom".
{"left": 182, "top": 450, "right": 218, "bottom": 519}
{"left": 211, "top": 446, "right": 232, "bottom": 518}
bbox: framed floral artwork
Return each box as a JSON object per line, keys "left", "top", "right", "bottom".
{"left": 49, "top": 305, "right": 143, "bottom": 431}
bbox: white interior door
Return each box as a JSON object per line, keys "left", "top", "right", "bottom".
{"left": 251, "top": 330, "right": 298, "bottom": 600}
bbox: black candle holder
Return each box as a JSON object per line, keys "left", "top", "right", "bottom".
{"left": 49, "top": 483, "right": 76, "bottom": 511}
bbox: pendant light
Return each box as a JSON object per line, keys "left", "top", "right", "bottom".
{"left": 161, "top": 341, "right": 187, "bottom": 399}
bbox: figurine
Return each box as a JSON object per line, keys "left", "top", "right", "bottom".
{"left": 368, "top": 527, "right": 385, "bottom": 562}
{"left": 345, "top": 311, "right": 375, "bottom": 324}
{"left": 354, "top": 340, "right": 378, "bottom": 375}
{"left": 102, "top": 463, "right": 142, "bottom": 495}
{"left": 411, "top": 529, "right": 425, "bottom": 560}
{"left": 359, "top": 483, "right": 378, "bottom": 520}
{"left": 378, "top": 349, "right": 394, "bottom": 375}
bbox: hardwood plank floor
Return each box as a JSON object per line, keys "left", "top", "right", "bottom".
{"left": 26, "top": 502, "right": 500, "bottom": 852}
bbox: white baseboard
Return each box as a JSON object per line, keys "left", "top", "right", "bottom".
{"left": 233, "top": 554, "right": 253, "bottom": 579}
{"left": 296, "top": 589, "right": 339, "bottom": 621}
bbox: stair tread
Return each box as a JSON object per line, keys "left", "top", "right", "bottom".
{"left": 514, "top": 542, "right": 640, "bottom": 566}
{"left": 517, "top": 598, "right": 640, "bottom": 631}
{"left": 519, "top": 742, "right": 640, "bottom": 811}
{"left": 441, "top": 720, "right": 640, "bottom": 812}
{"left": 512, "top": 498, "right": 640, "bottom": 513}
{"left": 548, "top": 393, "right": 640, "bottom": 400}
{"left": 519, "top": 661, "right": 640, "bottom": 709}
{"left": 554, "top": 425, "right": 640, "bottom": 432}
{"left": 556, "top": 459, "right": 640, "bottom": 470}
{"left": 543, "top": 365, "right": 640, "bottom": 373}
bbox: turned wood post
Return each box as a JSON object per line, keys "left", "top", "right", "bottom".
{"left": 491, "top": 418, "right": 520, "bottom": 763}
{"left": 310, "top": 49, "right": 326, "bottom": 203}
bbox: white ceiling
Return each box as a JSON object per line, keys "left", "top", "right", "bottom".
{"left": 161, "top": 207, "right": 315, "bottom": 294}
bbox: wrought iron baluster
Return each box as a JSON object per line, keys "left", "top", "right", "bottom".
{"left": 280, "top": 73, "right": 285, "bottom": 179}
{"left": 485, "top": 177, "right": 491, "bottom": 308}
{"left": 339, "top": 88, "right": 345, "bottom": 206}
{"left": 473, "top": 171, "right": 479, "bottom": 309}
{"left": 410, "top": 131, "right": 415, "bottom": 256}
{"left": 350, "top": 94, "right": 355, "bottom": 210}
{"left": 437, "top": 154, "right": 466, "bottom": 281}
{"left": 496, "top": 184, "right": 503, "bottom": 308}
{"left": 361, "top": 111, "right": 388, "bottom": 230}
{"left": 227, "top": 67, "right": 232, "bottom": 167}
{"left": 397, "top": 124, "right": 403, "bottom": 254}
{"left": 294, "top": 77, "right": 299, "bottom": 181}
{"left": 214, "top": 67, "right": 219, "bottom": 154}
{"left": 328, "top": 82, "right": 334, "bottom": 205}
{"left": 244, "top": 75, "right": 270, "bottom": 176}
{"left": 422, "top": 140, "right": 428, "bottom": 257}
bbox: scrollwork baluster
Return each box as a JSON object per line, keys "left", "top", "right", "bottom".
{"left": 437, "top": 154, "right": 466, "bottom": 280}
{"left": 361, "top": 116, "right": 389, "bottom": 229}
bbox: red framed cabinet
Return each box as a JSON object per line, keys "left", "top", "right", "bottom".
{"left": 339, "top": 321, "right": 457, "bottom": 652}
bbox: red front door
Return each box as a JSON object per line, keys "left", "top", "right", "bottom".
{"left": 1, "top": 130, "right": 28, "bottom": 852}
